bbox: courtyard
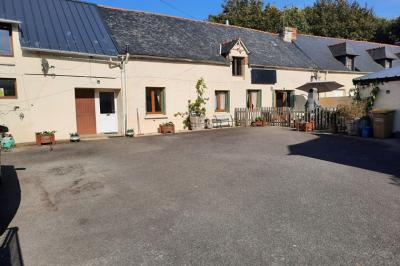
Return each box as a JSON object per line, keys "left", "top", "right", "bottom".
{"left": 1, "top": 127, "right": 400, "bottom": 265}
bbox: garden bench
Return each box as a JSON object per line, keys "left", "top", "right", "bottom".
{"left": 212, "top": 113, "right": 234, "bottom": 128}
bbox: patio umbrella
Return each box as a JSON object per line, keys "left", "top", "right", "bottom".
{"left": 295, "top": 81, "right": 344, "bottom": 93}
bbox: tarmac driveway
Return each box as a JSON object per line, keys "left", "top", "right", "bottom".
{"left": 1, "top": 127, "right": 400, "bottom": 265}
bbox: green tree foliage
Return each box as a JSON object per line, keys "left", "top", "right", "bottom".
{"left": 208, "top": 0, "right": 400, "bottom": 44}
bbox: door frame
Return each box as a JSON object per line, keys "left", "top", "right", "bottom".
{"left": 95, "top": 89, "right": 119, "bottom": 134}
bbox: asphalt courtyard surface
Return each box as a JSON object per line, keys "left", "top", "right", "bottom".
{"left": 1, "top": 127, "right": 400, "bottom": 265}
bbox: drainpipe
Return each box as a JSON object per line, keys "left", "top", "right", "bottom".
{"left": 123, "top": 45, "right": 130, "bottom": 135}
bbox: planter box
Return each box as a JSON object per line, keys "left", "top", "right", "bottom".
{"left": 159, "top": 124, "right": 175, "bottom": 134}
{"left": 298, "top": 122, "right": 314, "bottom": 132}
{"left": 253, "top": 120, "right": 267, "bottom": 127}
{"left": 36, "top": 133, "right": 55, "bottom": 145}
{"left": 190, "top": 116, "right": 205, "bottom": 130}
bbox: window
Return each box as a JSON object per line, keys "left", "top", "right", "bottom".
{"left": 345, "top": 57, "right": 354, "bottom": 71}
{"left": 99, "top": 92, "right": 115, "bottom": 114}
{"left": 215, "top": 91, "right": 230, "bottom": 112}
{"left": 0, "top": 78, "right": 17, "bottom": 98}
{"left": 247, "top": 90, "right": 261, "bottom": 110}
{"left": 385, "top": 60, "right": 392, "bottom": 69}
{"left": 232, "top": 57, "right": 244, "bottom": 76}
{"left": 146, "top": 87, "right": 165, "bottom": 114}
{"left": 0, "top": 23, "right": 12, "bottom": 56}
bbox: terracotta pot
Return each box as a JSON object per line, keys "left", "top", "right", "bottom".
{"left": 253, "top": 120, "right": 267, "bottom": 127}
{"left": 159, "top": 124, "right": 175, "bottom": 134}
{"left": 36, "top": 133, "right": 55, "bottom": 145}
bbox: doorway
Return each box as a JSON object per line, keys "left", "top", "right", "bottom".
{"left": 95, "top": 91, "right": 118, "bottom": 133}
{"left": 275, "top": 90, "right": 294, "bottom": 108}
{"left": 75, "top": 89, "right": 96, "bottom": 135}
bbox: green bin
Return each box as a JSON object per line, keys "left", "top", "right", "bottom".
{"left": 371, "top": 109, "right": 395, "bottom": 139}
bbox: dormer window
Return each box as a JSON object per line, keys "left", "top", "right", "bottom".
{"left": 329, "top": 42, "right": 358, "bottom": 71}
{"left": 0, "top": 23, "right": 13, "bottom": 56}
{"left": 220, "top": 38, "right": 249, "bottom": 77}
{"left": 377, "top": 59, "right": 393, "bottom": 69}
{"left": 232, "top": 57, "right": 244, "bottom": 76}
{"left": 367, "top": 47, "right": 397, "bottom": 69}
{"left": 345, "top": 56, "right": 355, "bottom": 70}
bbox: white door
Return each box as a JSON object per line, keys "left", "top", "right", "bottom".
{"left": 95, "top": 91, "right": 118, "bottom": 133}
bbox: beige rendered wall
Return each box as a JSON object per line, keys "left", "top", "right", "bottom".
{"left": 0, "top": 25, "right": 122, "bottom": 143}
{"left": 1, "top": 24, "right": 366, "bottom": 142}
{"left": 124, "top": 61, "right": 363, "bottom": 134}
{"left": 359, "top": 81, "right": 400, "bottom": 133}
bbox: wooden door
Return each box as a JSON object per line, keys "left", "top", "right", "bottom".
{"left": 75, "top": 89, "right": 96, "bottom": 134}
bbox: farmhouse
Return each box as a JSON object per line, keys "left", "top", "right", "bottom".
{"left": 1, "top": 0, "right": 400, "bottom": 143}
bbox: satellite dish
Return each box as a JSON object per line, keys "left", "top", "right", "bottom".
{"left": 41, "top": 58, "right": 50, "bottom": 75}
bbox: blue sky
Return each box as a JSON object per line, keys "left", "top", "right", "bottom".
{"left": 93, "top": 0, "right": 399, "bottom": 20}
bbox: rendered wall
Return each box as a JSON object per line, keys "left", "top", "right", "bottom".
{"left": 360, "top": 81, "right": 400, "bottom": 133}
{"left": 1, "top": 24, "right": 365, "bottom": 143}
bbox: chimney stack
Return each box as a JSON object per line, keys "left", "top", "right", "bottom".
{"left": 281, "top": 27, "right": 297, "bottom": 43}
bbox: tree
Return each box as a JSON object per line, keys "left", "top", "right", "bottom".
{"left": 208, "top": 0, "right": 397, "bottom": 44}
{"left": 282, "top": 6, "right": 309, "bottom": 33}
{"left": 304, "top": 0, "right": 379, "bottom": 41}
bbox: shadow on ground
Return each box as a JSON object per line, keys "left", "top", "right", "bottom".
{"left": 0, "top": 166, "right": 24, "bottom": 265}
{"left": 288, "top": 134, "right": 400, "bottom": 181}
{"left": 0, "top": 227, "right": 24, "bottom": 266}
{"left": 0, "top": 166, "right": 21, "bottom": 235}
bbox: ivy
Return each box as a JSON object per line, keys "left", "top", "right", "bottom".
{"left": 352, "top": 80, "right": 381, "bottom": 113}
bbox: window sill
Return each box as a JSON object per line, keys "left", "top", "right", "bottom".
{"left": 144, "top": 115, "right": 168, "bottom": 120}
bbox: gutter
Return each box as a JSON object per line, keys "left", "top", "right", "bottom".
{"left": 22, "top": 47, "right": 118, "bottom": 59}
{"left": 0, "top": 19, "right": 21, "bottom": 24}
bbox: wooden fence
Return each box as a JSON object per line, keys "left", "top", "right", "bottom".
{"left": 235, "top": 107, "right": 347, "bottom": 131}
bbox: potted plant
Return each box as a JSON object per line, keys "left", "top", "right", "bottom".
{"left": 159, "top": 122, "right": 175, "bottom": 134}
{"left": 175, "top": 78, "right": 209, "bottom": 130}
{"left": 35, "top": 131, "right": 56, "bottom": 145}
{"left": 126, "top": 128, "right": 135, "bottom": 137}
{"left": 253, "top": 116, "right": 267, "bottom": 127}
{"left": 69, "top": 132, "right": 80, "bottom": 142}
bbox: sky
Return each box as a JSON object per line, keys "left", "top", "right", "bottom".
{"left": 93, "top": 0, "right": 399, "bottom": 20}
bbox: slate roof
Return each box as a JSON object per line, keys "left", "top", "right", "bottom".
{"left": 294, "top": 35, "right": 400, "bottom": 72}
{"left": 98, "top": 7, "right": 316, "bottom": 69}
{"left": 367, "top": 47, "right": 398, "bottom": 60}
{"left": 328, "top": 42, "right": 359, "bottom": 57}
{"left": 0, "top": 0, "right": 118, "bottom": 56}
{"left": 354, "top": 65, "right": 400, "bottom": 83}
{"left": 220, "top": 40, "right": 238, "bottom": 56}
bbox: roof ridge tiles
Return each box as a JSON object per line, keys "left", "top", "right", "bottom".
{"left": 97, "top": 5, "right": 279, "bottom": 37}
{"left": 298, "top": 33, "right": 400, "bottom": 48}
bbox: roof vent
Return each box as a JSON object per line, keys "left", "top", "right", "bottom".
{"left": 225, "top": 20, "right": 230, "bottom": 26}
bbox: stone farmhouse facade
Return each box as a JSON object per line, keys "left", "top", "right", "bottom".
{"left": 1, "top": 0, "right": 400, "bottom": 143}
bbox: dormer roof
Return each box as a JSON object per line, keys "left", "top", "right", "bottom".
{"left": 328, "top": 42, "right": 359, "bottom": 57}
{"left": 367, "top": 47, "right": 398, "bottom": 60}
{"left": 220, "top": 38, "right": 249, "bottom": 56}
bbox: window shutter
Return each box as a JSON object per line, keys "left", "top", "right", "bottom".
{"left": 257, "top": 90, "right": 262, "bottom": 107}
{"left": 272, "top": 90, "right": 275, "bottom": 107}
{"left": 290, "top": 92, "right": 296, "bottom": 109}
{"left": 162, "top": 89, "right": 166, "bottom": 114}
{"left": 226, "top": 91, "right": 230, "bottom": 112}
{"left": 246, "top": 91, "right": 250, "bottom": 108}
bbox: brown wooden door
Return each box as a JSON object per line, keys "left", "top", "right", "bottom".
{"left": 75, "top": 89, "right": 96, "bottom": 134}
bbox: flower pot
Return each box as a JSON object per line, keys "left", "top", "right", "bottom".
{"left": 190, "top": 115, "right": 205, "bottom": 130}
{"left": 253, "top": 120, "right": 267, "bottom": 127}
{"left": 126, "top": 130, "right": 135, "bottom": 137}
{"left": 159, "top": 124, "right": 175, "bottom": 134}
{"left": 70, "top": 135, "right": 80, "bottom": 142}
{"left": 36, "top": 133, "right": 55, "bottom": 145}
